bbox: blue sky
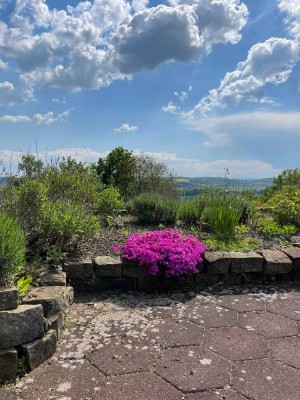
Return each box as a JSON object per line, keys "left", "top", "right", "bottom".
{"left": 0, "top": 0, "right": 299, "bottom": 178}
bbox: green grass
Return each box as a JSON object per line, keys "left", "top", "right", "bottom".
{"left": 204, "top": 236, "right": 259, "bottom": 252}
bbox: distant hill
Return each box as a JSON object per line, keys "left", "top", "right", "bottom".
{"left": 176, "top": 176, "right": 273, "bottom": 196}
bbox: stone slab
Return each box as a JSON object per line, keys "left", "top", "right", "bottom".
{"left": 23, "top": 286, "right": 74, "bottom": 318}
{"left": 21, "top": 329, "right": 57, "bottom": 370}
{"left": 63, "top": 259, "right": 94, "bottom": 279}
{"left": 0, "top": 304, "right": 44, "bottom": 349}
{"left": 266, "top": 298, "right": 300, "bottom": 320}
{"left": 38, "top": 271, "right": 66, "bottom": 286}
{"left": 262, "top": 250, "right": 292, "bottom": 274}
{"left": 122, "top": 261, "right": 150, "bottom": 278}
{"left": 0, "top": 348, "right": 17, "bottom": 383}
{"left": 185, "top": 302, "right": 237, "bottom": 328}
{"left": 187, "top": 389, "right": 247, "bottom": 399}
{"left": 204, "top": 252, "right": 231, "bottom": 274}
{"left": 0, "top": 389, "right": 18, "bottom": 400}
{"left": 44, "top": 311, "right": 65, "bottom": 341}
{"left": 217, "top": 293, "right": 265, "bottom": 312}
{"left": 0, "top": 287, "right": 18, "bottom": 311}
{"left": 230, "top": 251, "right": 264, "bottom": 273}
{"left": 94, "top": 256, "right": 123, "bottom": 277}
{"left": 282, "top": 247, "right": 300, "bottom": 270}
{"left": 270, "top": 336, "right": 300, "bottom": 368}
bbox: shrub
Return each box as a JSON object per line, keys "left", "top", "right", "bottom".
{"left": 0, "top": 212, "right": 26, "bottom": 286}
{"left": 203, "top": 195, "right": 244, "bottom": 238}
{"left": 256, "top": 219, "right": 297, "bottom": 239}
{"left": 97, "top": 187, "right": 124, "bottom": 225}
{"left": 130, "top": 193, "right": 178, "bottom": 225}
{"left": 112, "top": 229, "right": 207, "bottom": 277}
{"left": 177, "top": 199, "right": 204, "bottom": 226}
{"left": 266, "top": 187, "right": 300, "bottom": 227}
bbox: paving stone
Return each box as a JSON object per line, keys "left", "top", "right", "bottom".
{"left": 282, "top": 247, "right": 300, "bottom": 270}
{"left": 232, "top": 358, "right": 300, "bottom": 400}
{"left": 185, "top": 303, "right": 237, "bottom": 328}
{"left": 204, "top": 252, "right": 232, "bottom": 274}
{"left": 149, "top": 303, "right": 187, "bottom": 319}
{"left": 63, "top": 258, "right": 94, "bottom": 279}
{"left": 94, "top": 372, "right": 183, "bottom": 400}
{"left": 0, "top": 348, "right": 17, "bottom": 383}
{"left": 238, "top": 311, "right": 298, "bottom": 338}
{"left": 0, "top": 388, "right": 18, "bottom": 400}
{"left": 203, "top": 326, "right": 268, "bottom": 361}
{"left": 0, "top": 304, "right": 44, "bottom": 349}
{"left": 21, "top": 330, "right": 57, "bottom": 370}
{"left": 18, "top": 360, "right": 105, "bottom": 400}
{"left": 266, "top": 298, "right": 300, "bottom": 320}
{"left": 155, "top": 346, "right": 230, "bottom": 393}
{"left": 87, "top": 337, "right": 159, "bottom": 375}
{"left": 187, "top": 389, "right": 247, "bottom": 399}
{"left": 23, "top": 286, "right": 74, "bottom": 318}
{"left": 270, "top": 336, "right": 300, "bottom": 368}
{"left": 94, "top": 256, "right": 123, "bottom": 277}
{"left": 0, "top": 287, "right": 18, "bottom": 311}
{"left": 145, "top": 318, "right": 203, "bottom": 347}
{"left": 230, "top": 251, "right": 264, "bottom": 273}
{"left": 216, "top": 293, "right": 265, "bottom": 312}
{"left": 262, "top": 250, "right": 292, "bottom": 274}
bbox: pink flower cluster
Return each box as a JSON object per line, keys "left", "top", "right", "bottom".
{"left": 112, "top": 229, "right": 207, "bottom": 277}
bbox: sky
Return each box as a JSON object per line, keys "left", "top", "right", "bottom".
{"left": 0, "top": 0, "right": 299, "bottom": 178}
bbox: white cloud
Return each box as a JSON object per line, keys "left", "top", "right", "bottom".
{"left": 0, "top": 114, "right": 31, "bottom": 123}
{"left": 190, "top": 37, "right": 300, "bottom": 114}
{"left": 131, "top": 0, "right": 149, "bottom": 13}
{"left": 46, "top": 147, "right": 106, "bottom": 162}
{"left": 114, "top": 123, "right": 138, "bottom": 132}
{"left": 0, "top": 58, "right": 7, "bottom": 68}
{"left": 174, "top": 84, "right": 192, "bottom": 102}
{"left": 162, "top": 101, "right": 179, "bottom": 114}
{"left": 278, "top": 0, "right": 300, "bottom": 40}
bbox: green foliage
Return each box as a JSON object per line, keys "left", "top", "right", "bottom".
{"left": 177, "top": 198, "right": 204, "bottom": 226}
{"left": 17, "top": 275, "right": 33, "bottom": 298}
{"left": 46, "top": 245, "right": 67, "bottom": 264}
{"left": 204, "top": 236, "right": 259, "bottom": 252}
{"left": 98, "top": 187, "right": 124, "bottom": 225}
{"left": 0, "top": 213, "right": 26, "bottom": 286}
{"left": 263, "top": 168, "right": 300, "bottom": 199}
{"left": 131, "top": 193, "right": 179, "bottom": 225}
{"left": 203, "top": 195, "right": 244, "bottom": 238}
{"left": 96, "top": 147, "right": 136, "bottom": 199}
{"left": 256, "top": 219, "right": 296, "bottom": 239}
{"left": 266, "top": 187, "right": 300, "bottom": 227}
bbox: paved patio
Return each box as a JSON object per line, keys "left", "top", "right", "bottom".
{"left": 3, "top": 285, "right": 300, "bottom": 400}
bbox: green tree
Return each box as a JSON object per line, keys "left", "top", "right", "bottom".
{"left": 263, "top": 168, "right": 300, "bottom": 199}
{"left": 96, "top": 147, "right": 136, "bottom": 199}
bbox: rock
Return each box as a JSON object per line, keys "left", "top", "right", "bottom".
{"left": 23, "top": 286, "right": 74, "bottom": 318}
{"left": 94, "top": 256, "right": 122, "bottom": 277}
{"left": 262, "top": 250, "right": 292, "bottom": 274}
{"left": 123, "top": 261, "right": 150, "bottom": 278}
{"left": 220, "top": 273, "right": 242, "bottom": 287}
{"left": 195, "top": 273, "right": 219, "bottom": 287}
{"left": 0, "top": 287, "right": 18, "bottom": 311}
{"left": 0, "top": 304, "right": 44, "bottom": 349}
{"left": 204, "top": 252, "right": 231, "bottom": 274}
{"left": 21, "top": 330, "right": 57, "bottom": 370}
{"left": 44, "top": 312, "right": 65, "bottom": 341}
{"left": 63, "top": 259, "right": 93, "bottom": 279}
{"left": 0, "top": 348, "right": 17, "bottom": 383}
{"left": 38, "top": 271, "right": 66, "bottom": 286}
{"left": 230, "top": 251, "right": 263, "bottom": 273}
{"left": 282, "top": 247, "right": 300, "bottom": 271}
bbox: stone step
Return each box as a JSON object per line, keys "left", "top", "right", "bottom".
{"left": 0, "top": 287, "right": 18, "bottom": 311}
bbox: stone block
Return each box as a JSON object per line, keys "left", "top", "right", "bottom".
{"left": 94, "top": 256, "right": 122, "bottom": 277}
{"left": 44, "top": 312, "right": 65, "bottom": 341}
{"left": 220, "top": 273, "right": 242, "bottom": 287}
{"left": 241, "top": 272, "right": 263, "bottom": 284}
{"left": 123, "top": 261, "right": 150, "bottom": 278}
{"left": 23, "top": 286, "right": 74, "bottom": 318}
{"left": 0, "top": 287, "right": 18, "bottom": 311}
{"left": 262, "top": 250, "right": 292, "bottom": 274}
{"left": 63, "top": 259, "right": 94, "bottom": 279}
{"left": 70, "top": 278, "right": 98, "bottom": 293}
{"left": 282, "top": 247, "right": 300, "bottom": 271}
{"left": 38, "top": 271, "right": 66, "bottom": 286}
{"left": 0, "top": 304, "right": 44, "bottom": 349}
{"left": 204, "top": 252, "right": 231, "bottom": 274}
{"left": 0, "top": 348, "right": 17, "bottom": 383}
{"left": 230, "top": 251, "right": 264, "bottom": 273}
{"left": 102, "top": 278, "right": 136, "bottom": 292}
{"left": 195, "top": 273, "right": 219, "bottom": 287}
{"left": 21, "top": 330, "right": 57, "bottom": 370}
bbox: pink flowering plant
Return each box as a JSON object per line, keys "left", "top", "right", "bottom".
{"left": 112, "top": 229, "right": 207, "bottom": 278}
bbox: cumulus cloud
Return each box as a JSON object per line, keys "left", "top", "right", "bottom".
{"left": 114, "top": 123, "right": 138, "bottom": 132}
{"left": 0, "top": 110, "right": 71, "bottom": 125}
{"left": 0, "top": 58, "right": 7, "bottom": 68}
{"left": 190, "top": 37, "right": 300, "bottom": 114}
{"left": 0, "top": 0, "right": 248, "bottom": 98}
{"left": 278, "top": 0, "right": 300, "bottom": 40}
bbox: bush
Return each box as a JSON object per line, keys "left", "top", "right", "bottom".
{"left": 97, "top": 187, "right": 124, "bottom": 225}
{"left": 130, "top": 193, "right": 178, "bottom": 225}
{"left": 112, "top": 229, "right": 207, "bottom": 277}
{"left": 0, "top": 213, "right": 26, "bottom": 286}
{"left": 177, "top": 198, "right": 204, "bottom": 226}
{"left": 256, "top": 219, "right": 296, "bottom": 239}
{"left": 203, "top": 195, "right": 244, "bottom": 238}
{"left": 266, "top": 187, "right": 300, "bottom": 227}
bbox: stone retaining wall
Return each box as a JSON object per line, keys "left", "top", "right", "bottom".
{"left": 64, "top": 247, "right": 300, "bottom": 293}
